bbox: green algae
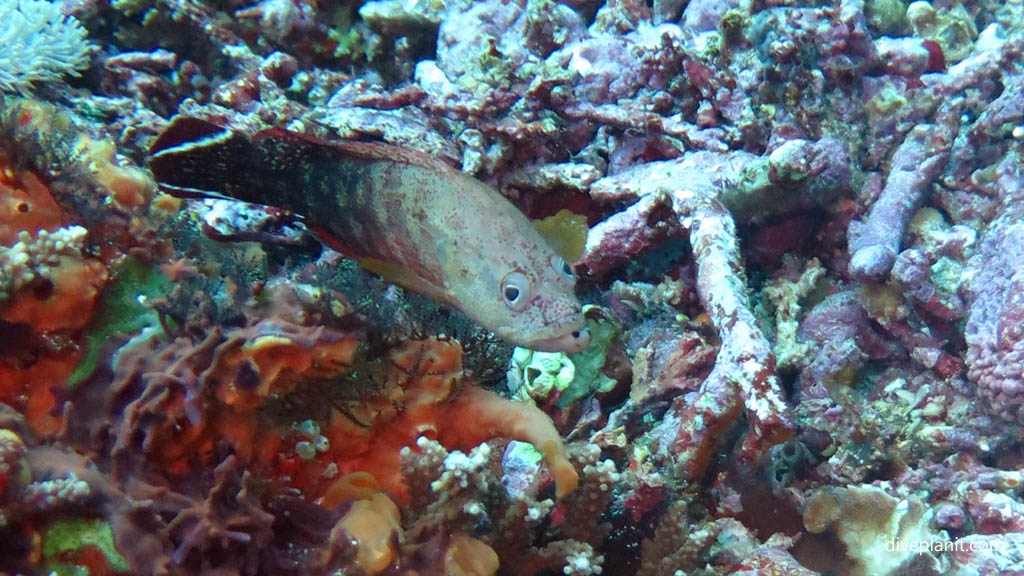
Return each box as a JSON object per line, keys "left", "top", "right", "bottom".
{"left": 67, "top": 257, "right": 172, "bottom": 387}
{"left": 906, "top": 1, "right": 978, "bottom": 63}
{"left": 865, "top": 86, "right": 908, "bottom": 119}
{"left": 43, "top": 518, "right": 130, "bottom": 574}
{"left": 559, "top": 315, "right": 620, "bottom": 408}
{"left": 328, "top": 4, "right": 369, "bottom": 62}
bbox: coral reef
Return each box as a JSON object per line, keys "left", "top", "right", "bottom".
{"left": 0, "top": 96, "right": 158, "bottom": 435}
{"left": 0, "top": 0, "right": 93, "bottom": 94}
{"left": 964, "top": 154, "right": 1024, "bottom": 423}
{"left": 3, "top": 0, "right": 1024, "bottom": 574}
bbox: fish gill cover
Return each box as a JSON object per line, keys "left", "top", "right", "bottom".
{"left": 0, "top": 0, "right": 1023, "bottom": 575}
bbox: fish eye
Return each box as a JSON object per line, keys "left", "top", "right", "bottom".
{"left": 501, "top": 271, "right": 531, "bottom": 311}
{"left": 551, "top": 255, "right": 574, "bottom": 279}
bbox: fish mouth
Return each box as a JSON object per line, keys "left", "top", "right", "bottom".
{"left": 517, "top": 314, "right": 591, "bottom": 354}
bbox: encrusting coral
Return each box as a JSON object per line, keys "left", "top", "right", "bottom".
{"left": 964, "top": 154, "right": 1024, "bottom": 423}
{"left": 56, "top": 269, "right": 582, "bottom": 573}
{"left": 0, "top": 95, "right": 159, "bottom": 435}
{"left": 5, "top": 0, "right": 1024, "bottom": 574}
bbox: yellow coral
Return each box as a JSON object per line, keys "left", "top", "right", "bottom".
{"left": 804, "top": 485, "right": 938, "bottom": 575}
{"left": 445, "top": 532, "right": 499, "bottom": 576}
{"left": 335, "top": 492, "right": 402, "bottom": 574}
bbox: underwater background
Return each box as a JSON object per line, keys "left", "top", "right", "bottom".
{"left": 1, "top": 0, "right": 1024, "bottom": 574}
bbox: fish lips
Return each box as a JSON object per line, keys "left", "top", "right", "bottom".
{"left": 515, "top": 315, "right": 591, "bottom": 354}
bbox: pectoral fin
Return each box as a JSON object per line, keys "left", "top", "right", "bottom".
{"left": 358, "top": 258, "right": 450, "bottom": 302}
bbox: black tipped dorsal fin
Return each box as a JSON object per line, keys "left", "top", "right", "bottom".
{"left": 148, "top": 116, "right": 276, "bottom": 206}
{"left": 149, "top": 116, "right": 229, "bottom": 156}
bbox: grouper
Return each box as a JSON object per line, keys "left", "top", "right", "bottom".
{"left": 148, "top": 117, "right": 591, "bottom": 353}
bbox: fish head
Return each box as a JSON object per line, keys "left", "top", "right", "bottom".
{"left": 449, "top": 239, "right": 591, "bottom": 354}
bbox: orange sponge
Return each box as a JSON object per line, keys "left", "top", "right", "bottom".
{"left": 335, "top": 492, "right": 402, "bottom": 574}
{"left": 444, "top": 532, "right": 499, "bottom": 576}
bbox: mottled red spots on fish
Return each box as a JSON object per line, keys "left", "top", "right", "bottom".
{"left": 148, "top": 117, "right": 587, "bottom": 352}
{"left": 537, "top": 296, "right": 578, "bottom": 325}
{"left": 334, "top": 140, "right": 457, "bottom": 175}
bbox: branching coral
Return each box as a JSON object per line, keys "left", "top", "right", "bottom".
{"left": 579, "top": 139, "right": 850, "bottom": 477}
{"left": 0, "top": 226, "right": 89, "bottom": 299}
{"left": 848, "top": 110, "right": 958, "bottom": 281}
{"left": 396, "top": 437, "right": 613, "bottom": 576}
{"left": 7, "top": 0, "right": 1024, "bottom": 574}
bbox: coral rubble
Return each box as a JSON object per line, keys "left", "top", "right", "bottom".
{"left": 3, "top": 0, "right": 1024, "bottom": 574}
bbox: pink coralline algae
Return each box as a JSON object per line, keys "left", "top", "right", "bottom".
{"left": 579, "top": 138, "right": 851, "bottom": 472}
{"left": 848, "top": 114, "right": 957, "bottom": 281}
{"left": 965, "top": 156, "right": 1024, "bottom": 423}
{"left": 8, "top": 0, "right": 1024, "bottom": 574}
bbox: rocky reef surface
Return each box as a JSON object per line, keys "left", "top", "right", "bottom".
{"left": 2, "top": 0, "right": 1024, "bottom": 574}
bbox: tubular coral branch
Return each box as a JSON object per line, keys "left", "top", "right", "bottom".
{"left": 679, "top": 198, "right": 793, "bottom": 463}
{"left": 577, "top": 141, "right": 848, "bottom": 474}
{"left": 580, "top": 192, "right": 672, "bottom": 277}
{"left": 671, "top": 373, "right": 745, "bottom": 482}
{"left": 848, "top": 113, "right": 958, "bottom": 281}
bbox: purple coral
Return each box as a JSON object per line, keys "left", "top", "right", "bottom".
{"left": 848, "top": 118, "right": 956, "bottom": 281}
{"left": 965, "top": 160, "right": 1024, "bottom": 422}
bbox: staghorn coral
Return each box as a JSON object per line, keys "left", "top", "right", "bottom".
{"left": 579, "top": 139, "right": 851, "bottom": 477}
{"left": 848, "top": 107, "right": 959, "bottom": 281}
{"left": 638, "top": 502, "right": 715, "bottom": 576}
{"left": 7, "top": 0, "right": 1024, "bottom": 574}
